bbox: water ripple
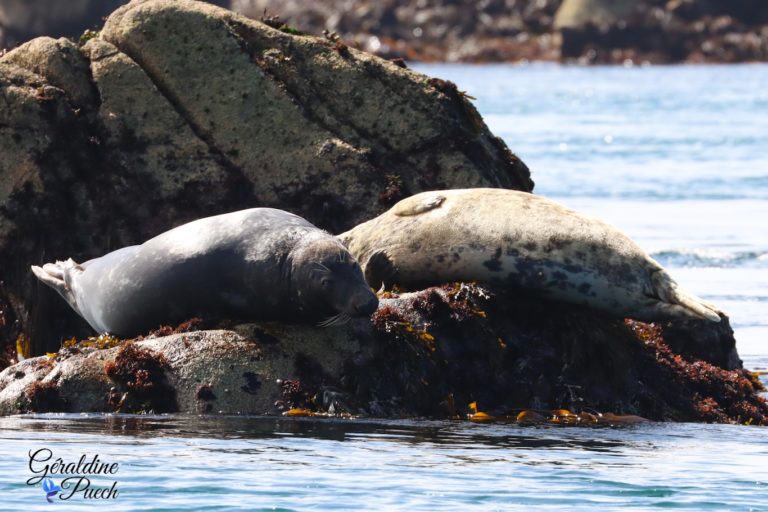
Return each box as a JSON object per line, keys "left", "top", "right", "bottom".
{"left": 1, "top": 415, "right": 767, "bottom": 511}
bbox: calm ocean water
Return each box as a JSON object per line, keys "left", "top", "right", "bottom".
{"left": 1, "top": 64, "right": 767, "bottom": 510}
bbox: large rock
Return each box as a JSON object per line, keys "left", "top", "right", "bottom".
{"left": 0, "top": 0, "right": 531, "bottom": 355}
{"left": 552, "top": 0, "right": 768, "bottom": 63}
{"left": 0, "top": 286, "right": 764, "bottom": 423}
{"left": 0, "top": 0, "right": 755, "bottom": 423}
{"left": 4, "top": 1, "right": 768, "bottom": 64}
{"left": 0, "top": 324, "right": 361, "bottom": 416}
{"left": 232, "top": 0, "right": 768, "bottom": 64}
{"left": 232, "top": 0, "right": 562, "bottom": 62}
{"left": 2, "top": 37, "right": 97, "bottom": 109}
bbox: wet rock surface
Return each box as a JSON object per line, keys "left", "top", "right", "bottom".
{"left": 0, "top": 285, "right": 764, "bottom": 423}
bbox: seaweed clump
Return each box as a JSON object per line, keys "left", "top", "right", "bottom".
{"left": 467, "top": 403, "right": 648, "bottom": 426}
{"left": 135, "top": 317, "right": 212, "bottom": 340}
{"left": 378, "top": 174, "right": 405, "bottom": 206}
{"left": 275, "top": 379, "right": 313, "bottom": 411}
{"left": 195, "top": 383, "right": 216, "bottom": 413}
{"left": 259, "top": 11, "right": 304, "bottom": 35}
{"left": 78, "top": 29, "right": 99, "bottom": 46}
{"left": 360, "top": 283, "right": 499, "bottom": 417}
{"left": 104, "top": 342, "right": 176, "bottom": 413}
{"left": 427, "top": 78, "right": 476, "bottom": 101}
{"left": 62, "top": 333, "right": 121, "bottom": 351}
{"left": 627, "top": 320, "right": 767, "bottom": 425}
{"left": 273, "top": 354, "right": 351, "bottom": 415}
{"left": 24, "top": 381, "right": 66, "bottom": 413}
{"left": 348, "top": 283, "right": 766, "bottom": 423}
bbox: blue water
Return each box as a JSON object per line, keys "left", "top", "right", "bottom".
{"left": 1, "top": 414, "right": 767, "bottom": 511}
{"left": 2, "top": 64, "right": 767, "bottom": 510}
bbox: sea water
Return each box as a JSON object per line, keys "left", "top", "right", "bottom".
{"left": 0, "top": 64, "right": 766, "bottom": 511}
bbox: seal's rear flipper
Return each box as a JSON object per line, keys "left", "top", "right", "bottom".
{"left": 31, "top": 264, "right": 66, "bottom": 290}
{"left": 651, "top": 270, "right": 721, "bottom": 323}
{"left": 668, "top": 284, "right": 722, "bottom": 323}
{"left": 41, "top": 262, "right": 65, "bottom": 279}
{"left": 30, "top": 259, "right": 82, "bottom": 308}
{"left": 363, "top": 250, "right": 396, "bottom": 290}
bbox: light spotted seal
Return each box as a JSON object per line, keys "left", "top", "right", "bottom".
{"left": 31, "top": 208, "right": 378, "bottom": 337}
{"left": 338, "top": 188, "right": 721, "bottom": 323}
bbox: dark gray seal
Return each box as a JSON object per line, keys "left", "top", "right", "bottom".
{"left": 32, "top": 208, "right": 378, "bottom": 336}
{"left": 339, "top": 188, "right": 721, "bottom": 323}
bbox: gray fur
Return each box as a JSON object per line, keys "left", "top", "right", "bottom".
{"left": 32, "top": 208, "right": 378, "bottom": 336}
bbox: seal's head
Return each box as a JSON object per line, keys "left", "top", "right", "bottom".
{"left": 290, "top": 235, "right": 378, "bottom": 326}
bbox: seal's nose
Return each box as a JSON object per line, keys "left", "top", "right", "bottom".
{"left": 354, "top": 294, "right": 379, "bottom": 316}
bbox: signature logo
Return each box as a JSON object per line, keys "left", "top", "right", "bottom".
{"left": 41, "top": 477, "right": 61, "bottom": 503}
{"left": 27, "top": 449, "right": 119, "bottom": 502}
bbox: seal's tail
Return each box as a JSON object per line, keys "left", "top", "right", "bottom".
{"left": 30, "top": 258, "right": 83, "bottom": 306}
{"left": 652, "top": 270, "right": 722, "bottom": 322}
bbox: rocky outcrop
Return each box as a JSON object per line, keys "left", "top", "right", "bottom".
{"left": 0, "top": 0, "right": 760, "bottom": 423}
{"left": 1, "top": 286, "right": 764, "bottom": 423}
{"left": 233, "top": 0, "right": 563, "bottom": 62}
{"left": 4, "top": 1, "right": 767, "bottom": 64}
{"left": 555, "top": 0, "right": 768, "bottom": 64}
{"left": 232, "top": 0, "right": 768, "bottom": 64}
{"left": 0, "top": 0, "right": 530, "bottom": 355}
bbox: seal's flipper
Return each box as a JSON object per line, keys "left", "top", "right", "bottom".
{"left": 668, "top": 285, "right": 722, "bottom": 322}
{"left": 651, "top": 270, "right": 721, "bottom": 322}
{"left": 392, "top": 193, "right": 446, "bottom": 216}
{"left": 364, "top": 250, "right": 396, "bottom": 289}
{"left": 30, "top": 259, "right": 82, "bottom": 309}
{"left": 31, "top": 265, "right": 66, "bottom": 291}
{"left": 41, "top": 263, "right": 65, "bottom": 280}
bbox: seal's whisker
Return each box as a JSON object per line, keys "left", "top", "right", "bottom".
{"left": 314, "top": 262, "right": 332, "bottom": 274}
{"left": 332, "top": 313, "right": 350, "bottom": 327}
{"left": 317, "top": 312, "right": 352, "bottom": 328}
{"left": 318, "top": 313, "right": 342, "bottom": 328}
